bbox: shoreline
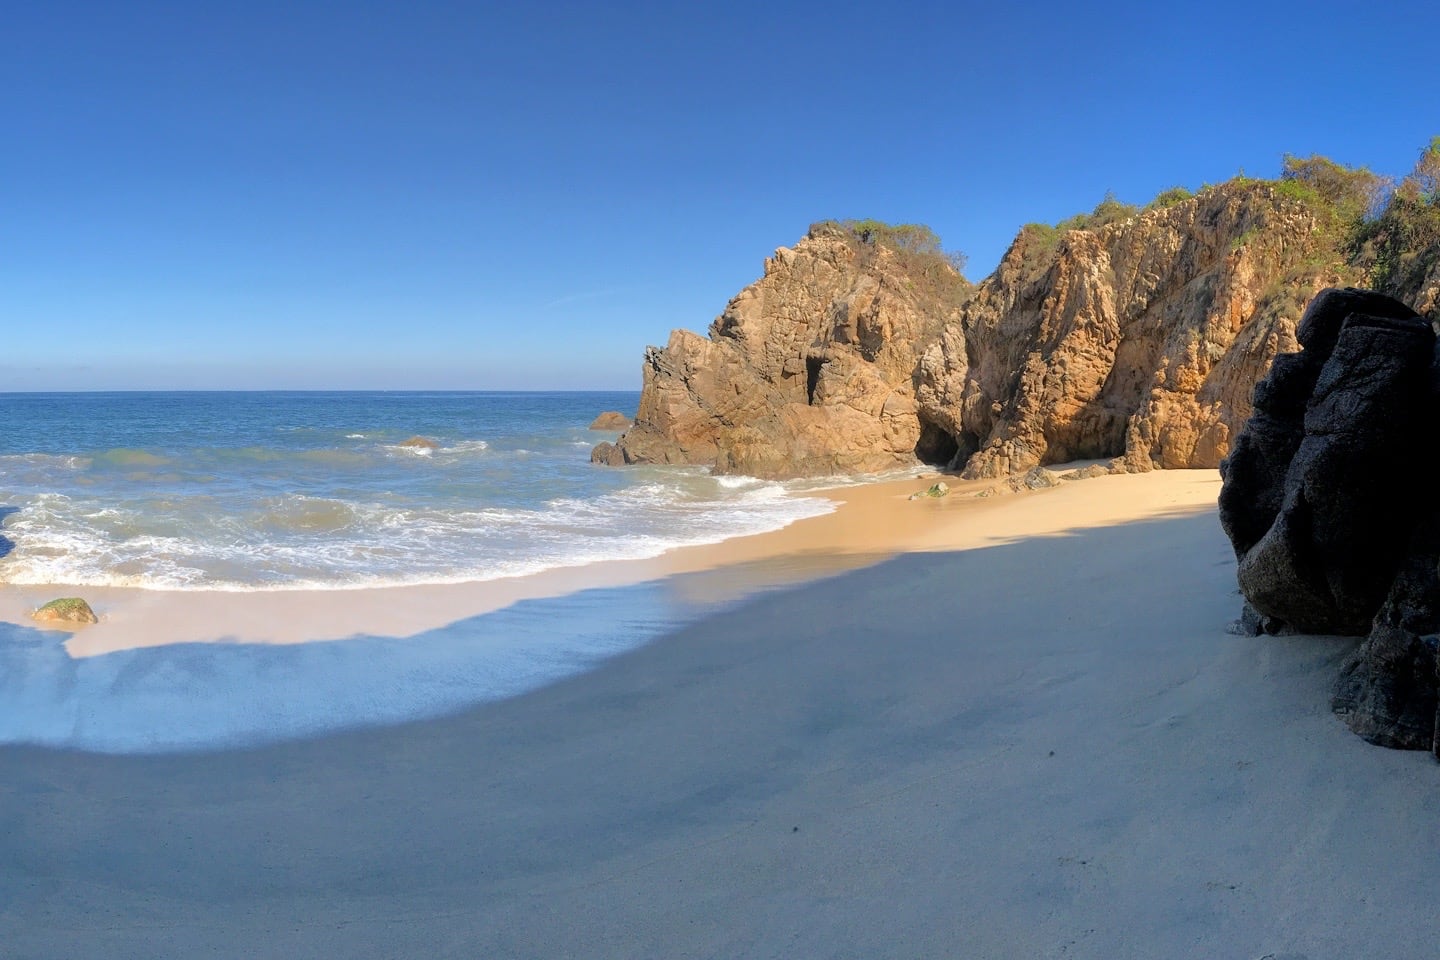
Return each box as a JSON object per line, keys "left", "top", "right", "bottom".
{"left": 0, "top": 467, "right": 1222, "bottom": 658}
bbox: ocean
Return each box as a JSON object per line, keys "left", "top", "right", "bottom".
{"left": 0, "top": 391, "right": 857, "bottom": 752}
{"left": 0, "top": 391, "right": 836, "bottom": 591}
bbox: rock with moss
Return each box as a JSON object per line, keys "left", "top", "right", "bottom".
{"left": 33, "top": 597, "right": 98, "bottom": 625}
{"left": 908, "top": 481, "right": 949, "bottom": 500}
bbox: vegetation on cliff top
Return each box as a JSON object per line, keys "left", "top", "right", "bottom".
{"left": 995, "top": 138, "right": 1440, "bottom": 317}
{"left": 804, "top": 139, "right": 1439, "bottom": 326}
{"left": 809, "top": 217, "right": 973, "bottom": 309}
{"left": 1350, "top": 137, "right": 1440, "bottom": 305}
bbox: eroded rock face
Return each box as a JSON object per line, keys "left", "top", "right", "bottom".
{"left": 602, "top": 182, "right": 1364, "bottom": 480}
{"left": 1218, "top": 288, "right": 1440, "bottom": 753}
{"left": 920, "top": 183, "right": 1343, "bottom": 479}
{"left": 600, "top": 223, "right": 968, "bottom": 478}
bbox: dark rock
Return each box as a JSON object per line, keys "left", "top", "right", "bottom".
{"left": 1333, "top": 517, "right": 1440, "bottom": 751}
{"left": 1219, "top": 287, "right": 1440, "bottom": 752}
{"left": 1238, "top": 311, "right": 1433, "bottom": 633}
{"left": 1222, "top": 292, "right": 1432, "bottom": 635}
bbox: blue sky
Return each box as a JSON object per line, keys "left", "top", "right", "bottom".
{"left": 1, "top": 1, "right": 1434, "bottom": 390}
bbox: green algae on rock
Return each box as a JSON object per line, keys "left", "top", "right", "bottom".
{"left": 33, "top": 597, "right": 99, "bottom": 625}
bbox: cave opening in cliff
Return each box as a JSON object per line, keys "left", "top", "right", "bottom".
{"left": 914, "top": 418, "right": 961, "bottom": 467}
{"left": 805, "top": 356, "right": 825, "bottom": 405}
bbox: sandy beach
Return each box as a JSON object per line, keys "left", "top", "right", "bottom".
{"left": 2, "top": 468, "right": 1437, "bottom": 958}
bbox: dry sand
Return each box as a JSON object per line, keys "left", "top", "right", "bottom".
{"left": 1, "top": 469, "right": 1436, "bottom": 958}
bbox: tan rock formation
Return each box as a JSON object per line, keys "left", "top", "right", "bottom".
{"left": 588, "top": 411, "right": 632, "bottom": 431}
{"left": 921, "top": 181, "right": 1354, "bottom": 478}
{"left": 607, "top": 222, "right": 969, "bottom": 478}
{"left": 603, "top": 181, "right": 1435, "bottom": 480}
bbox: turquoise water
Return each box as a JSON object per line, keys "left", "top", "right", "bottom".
{"left": 0, "top": 391, "right": 835, "bottom": 590}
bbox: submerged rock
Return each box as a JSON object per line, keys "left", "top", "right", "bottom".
{"left": 589, "top": 441, "right": 625, "bottom": 466}
{"left": 588, "top": 411, "right": 631, "bottom": 431}
{"left": 1218, "top": 287, "right": 1440, "bottom": 754}
{"left": 33, "top": 597, "right": 98, "bottom": 625}
{"left": 398, "top": 436, "right": 439, "bottom": 450}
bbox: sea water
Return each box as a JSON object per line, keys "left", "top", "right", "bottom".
{"left": 0, "top": 391, "right": 835, "bottom": 591}
{"left": 0, "top": 392, "right": 844, "bottom": 752}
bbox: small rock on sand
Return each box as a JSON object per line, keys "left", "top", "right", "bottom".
{"left": 33, "top": 597, "right": 98, "bottom": 625}
{"left": 908, "top": 481, "right": 950, "bottom": 500}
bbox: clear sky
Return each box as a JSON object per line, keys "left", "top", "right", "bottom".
{"left": 1, "top": 0, "right": 1434, "bottom": 390}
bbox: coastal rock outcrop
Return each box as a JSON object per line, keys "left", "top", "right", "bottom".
{"left": 588, "top": 411, "right": 631, "bottom": 430}
{"left": 1218, "top": 288, "right": 1440, "bottom": 753}
{"left": 917, "top": 184, "right": 1344, "bottom": 479}
{"left": 601, "top": 182, "right": 1368, "bottom": 479}
{"left": 599, "top": 222, "right": 970, "bottom": 478}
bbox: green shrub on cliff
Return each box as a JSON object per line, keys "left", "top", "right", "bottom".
{"left": 1276, "top": 153, "right": 1388, "bottom": 225}
{"left": 812, "top": 217, "right": 971, "bottom": 284}
{"left": 1054, "top": 192, "right": 1140, "bottom": 233}
{"left": 1350, "top": 137, "right": 1440, "bottom": 303}
{"left": 1011, "top": 192, "right": 1142, "bottom": 278}
{"left": 1146, "top": 186, "right": 1195, "bottom": 210}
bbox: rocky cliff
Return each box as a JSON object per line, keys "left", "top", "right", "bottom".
{"left": 599, "top": 176, "right": 1437, "bottom": 480}
{"left": 593, "top": 222, "right": 971, "bottom": 478}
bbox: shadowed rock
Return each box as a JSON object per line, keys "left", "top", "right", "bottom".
{"left": 1218, "top": 287, "right": 1440, "bottom": 753}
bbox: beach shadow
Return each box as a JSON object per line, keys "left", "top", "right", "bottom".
{"left": 0, "top": 578, "right": 710, "bottom": 753}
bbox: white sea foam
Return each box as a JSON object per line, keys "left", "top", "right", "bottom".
{"left": 0, "top": 394, "right": 839, "bottom": 594}
{"left": 713, "top": 474, "right": 767, "bottom": 490}
{"left": 0, "top": 477, "right": 836, "bottom": 592}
